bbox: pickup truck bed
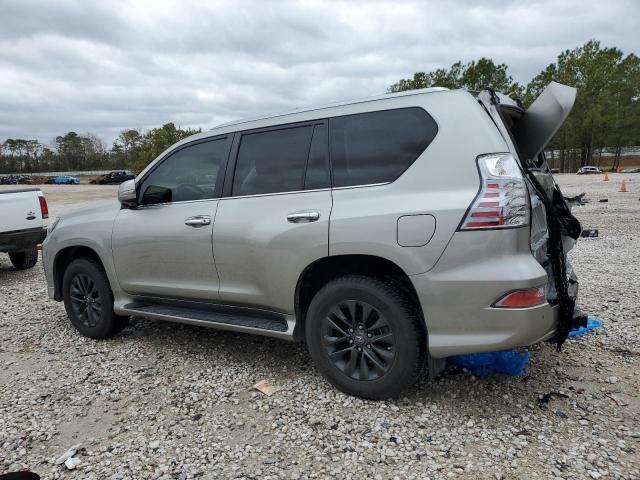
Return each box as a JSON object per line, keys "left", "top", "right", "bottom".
{"left": 1, "top": 188, "right": 48, "bottom": 269}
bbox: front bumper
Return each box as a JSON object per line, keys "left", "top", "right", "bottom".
{"left": 0, "top": 227, "right": 47, "bottom": 252}
{"left": 41, "top": 236, "right": 56, "bottom": 300}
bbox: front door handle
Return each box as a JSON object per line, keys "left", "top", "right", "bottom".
{"left": 184, "top": 215, "right": 211, "bottom": 227}
{"left": 287, "top": 211, "right": 320, "bottom": 223}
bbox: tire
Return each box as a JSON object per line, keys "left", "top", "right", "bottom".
{"left": 62, "top": 258, "right": 128, "bottom": 339}
{"left": 9, "top": 249, "right": 39, "bottom": 269}
{"left": 305, "top": 275, "right": 426, "bottom": 400}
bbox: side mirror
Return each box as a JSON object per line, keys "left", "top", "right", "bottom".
{"left": 118, "top": 179, "right": 137, "bottom": 208}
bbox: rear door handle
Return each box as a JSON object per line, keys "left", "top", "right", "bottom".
{"left": 287, "top": 211, "right": 320, "bottom": 223}
{"left": 184, "top": 215, "right": 211, "bottom": 227}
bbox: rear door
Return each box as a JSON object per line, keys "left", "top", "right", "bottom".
{"left": 0, "top": 189, "right": 43, "bottom": 232}
{"left": 212, "top": 122, "right": 332, "bottom": 313}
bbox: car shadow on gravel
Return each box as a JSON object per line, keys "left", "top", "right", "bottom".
{"left": 120, "top": 315, "right": 312, "bottom": 371}
{"left": 0, "top": 259, "right": 19, "bottom": 273}
{"left": 114, "top": 315, "right": 564, "bottom": 409}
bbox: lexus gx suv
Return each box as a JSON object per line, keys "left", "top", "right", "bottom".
{"left": 43, "top": 82, "right": 584, "bottom": 399}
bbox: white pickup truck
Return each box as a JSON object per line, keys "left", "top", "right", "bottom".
{"left": 0, "top": 188, "right": 49, "bottom": 269}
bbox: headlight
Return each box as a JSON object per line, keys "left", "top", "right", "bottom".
{"left": 48, "top": 217, "right": 61, "bottom": 234}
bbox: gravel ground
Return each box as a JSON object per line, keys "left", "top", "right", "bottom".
{"left": 0, "top": 184, "right": 119, "bottom": 218}
{"left": 1, "top": 174, "right": 639, "bottom": 479}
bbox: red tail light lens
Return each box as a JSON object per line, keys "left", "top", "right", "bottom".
{"left": 493, "top": 287, "right": 546, "bottom": 308}
{"left": 459, "top": 153, "right": 529, "bottom": 230}
{"left": 38, "top": 192, "right": 49, "bottom": 219}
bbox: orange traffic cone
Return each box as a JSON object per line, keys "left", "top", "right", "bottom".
{"left": 619, "top": 179, "right": 628, "bottom": 192}
{"left": 603, "top": 172, "right": 609, "bottom": 181}
{"left": 616, "top": 166, "right": 621, "bottom": 173}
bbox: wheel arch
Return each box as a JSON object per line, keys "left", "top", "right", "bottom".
{"left": 293, "top": 254, "right": 426, "bottom": 342}
{"left": 53, "top": 245, "right": 106, "bottom": 301}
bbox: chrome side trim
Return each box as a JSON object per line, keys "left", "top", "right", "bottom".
{"left": 130, "top": 183, "right": 390, "bottom": 207}
{"left": 331, "top": 182, "right": 390, "bottom": 191}
{"left": 220, "top": 188, "right": 330, "bottom": 201}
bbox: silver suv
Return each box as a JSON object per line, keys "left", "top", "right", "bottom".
{"left": 43, "top": 82, "right": 584, "bottom": 399}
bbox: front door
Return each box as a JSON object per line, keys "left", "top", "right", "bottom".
{"left": 213, "top": 122, "right": 332, "bottom": 313}
{"left": 112, "top": 135, "right": 232, "bottom": 301}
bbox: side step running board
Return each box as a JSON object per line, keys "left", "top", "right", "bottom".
{"left": 120, "top": 301, "right": 294, "bottom": 340}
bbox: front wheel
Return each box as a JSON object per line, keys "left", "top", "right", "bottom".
{"left": 9, "top": 249, "right": 38, "bottom": 269}
{"left": 306, "top": 275, "right": 426, "bottom": 400}
{"left": 62, "top": 258, "right": 128, "bottom": 339}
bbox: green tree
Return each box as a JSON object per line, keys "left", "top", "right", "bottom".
{"left": 526, "top": 40, "right": 640, "bottom": 170}
{"left": 112, "top": 129, "right": 142, "bottom": 166}
{"left": 389, "top": 58, "right": 523, "bottom": 97}
{"left": 128, "top": 123, "right": 201, "bottom": 173}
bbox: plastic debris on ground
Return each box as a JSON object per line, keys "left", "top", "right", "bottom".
{"left": 447, "top": 318, "right": 603, "bottom": 377}
{"left": 567, "top": 317, "right": 603, "bottom": 338}
{"left": 448, "top": 350, "right": 530, "bottom": 377}
{"left": 54, "top": 444, "right": 82, "bottom": 465}
{"left": 580, "top": 229, "right": 599, "bottom": 238}
{"left": 64, "top": 457, "right": 81, "bottom": 470}
{"left": 253, "top": 379, "right": 280, "bottom": 396}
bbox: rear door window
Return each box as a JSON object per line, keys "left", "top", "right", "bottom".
{"left": 232, "top": 125, "right": 314, "bottom": 196}
{"left": 329, "top": 107, "right": 438, "bottom": 187}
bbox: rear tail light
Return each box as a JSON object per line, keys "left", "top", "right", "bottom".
{"left": 38, "top": 191, "right": 49, "bottom": 219}
{"left": 493, "top": 286, "right": 546, "bottom": 308}
{"left": 459, "top": 153, "right": 529, "bottom": 230}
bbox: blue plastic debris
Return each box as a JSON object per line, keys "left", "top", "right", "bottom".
{"left": 448, "top": 350, "right": 530, "bottom": 377}
{"left": 447, "top": 317, "right": 603, "bottom": 377}
{"left": 568, "top": 318, "right": 603, "bottom": 338}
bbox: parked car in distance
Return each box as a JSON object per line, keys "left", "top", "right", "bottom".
{"left": 47, "top": 175, "right": 80, "bottom": 185}
{"left": 43, "top": 82, "right": 584, "bottom": 399}
{"left": 1, "top": 188, "right": 48, "bottom": 269}
{"left": 0, "top": 174, "right": 30, "bottom": 185}
{"left": 620, "top": 167, "right": 640, "bottom": 173}
{"left": 576, "top": 166, "right": 602, "bottom": 174}
{"left": 90, "top": 171, "right": 135, "bottom": 185}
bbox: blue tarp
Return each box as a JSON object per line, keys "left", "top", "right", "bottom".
{"left": 567, "top": 318, "right": 603, "bottom": 338}
{"left": 448, "top": 318, "right": 603, "bottom": 377}
{"left": 448, "top": 350, "right": 530, "bottom": 377}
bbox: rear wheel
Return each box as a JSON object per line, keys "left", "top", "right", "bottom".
{"left": 306, "top": 275, "right": 426, "bottom": 399}
{"left": 62, "top": 258, "right": 128, "bottom": 339}
{"left": 9, "top": 249, "right": 38, "bottom": 269}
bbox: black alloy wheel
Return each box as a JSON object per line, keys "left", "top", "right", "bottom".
{"left": 321, "top": 300, "right": 395, "bottom": 381}
{"left": 62, "top": 258, "right": 128, "bottom": 339}
{"left": 306, "top": 275, "right": 426, "bottom": 400}
{"left": 69, "top": 272, "right": 102, "bottom": 328}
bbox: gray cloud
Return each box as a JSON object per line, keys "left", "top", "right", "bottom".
{"left": 1, "top": 0, "right": 638, "bottom": 145}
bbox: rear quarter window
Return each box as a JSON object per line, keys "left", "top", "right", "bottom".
{"left": 329, "top": 107, "right": 437, "bottom": 187}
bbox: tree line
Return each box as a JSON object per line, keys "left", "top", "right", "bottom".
{"left": 389, "top": 40, "right": 639, "bottom": 172}
{"left": 2, "top": 39, "right": 638, "bottom": 175}
{"left": 0, "top": 123, "right": 200, "bottom": 175}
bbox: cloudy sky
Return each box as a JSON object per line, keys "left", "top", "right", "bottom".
{"left": 1, "top": 0, "right": 638, "bottom": 146}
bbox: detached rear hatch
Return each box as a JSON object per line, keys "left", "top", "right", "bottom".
{"left": 478, "top": 82, "right": 585, "bottom": 347}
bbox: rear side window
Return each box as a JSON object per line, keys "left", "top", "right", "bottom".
{"left": 330, "top": 107, "right": 438, "bottom": 187}
{"left": 233, "top": 125, "right": 313, "bottom": 196}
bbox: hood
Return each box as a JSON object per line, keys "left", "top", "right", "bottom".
{"left": 56, "top": 199, "right": 120, "bottom": 221}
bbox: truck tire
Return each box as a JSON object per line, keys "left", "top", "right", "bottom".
{"left": 62, "top": 258, "right": 128, "bottom": 339}
{"left": 9, "top": 249, "right": 39, "bottom": 269}
{"left": 305, "top": 275, "right": 426, "bottom": 400}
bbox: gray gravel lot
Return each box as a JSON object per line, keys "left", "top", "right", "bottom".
{"left": 1, "top": 175, "right": 639, "bottom": 479}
